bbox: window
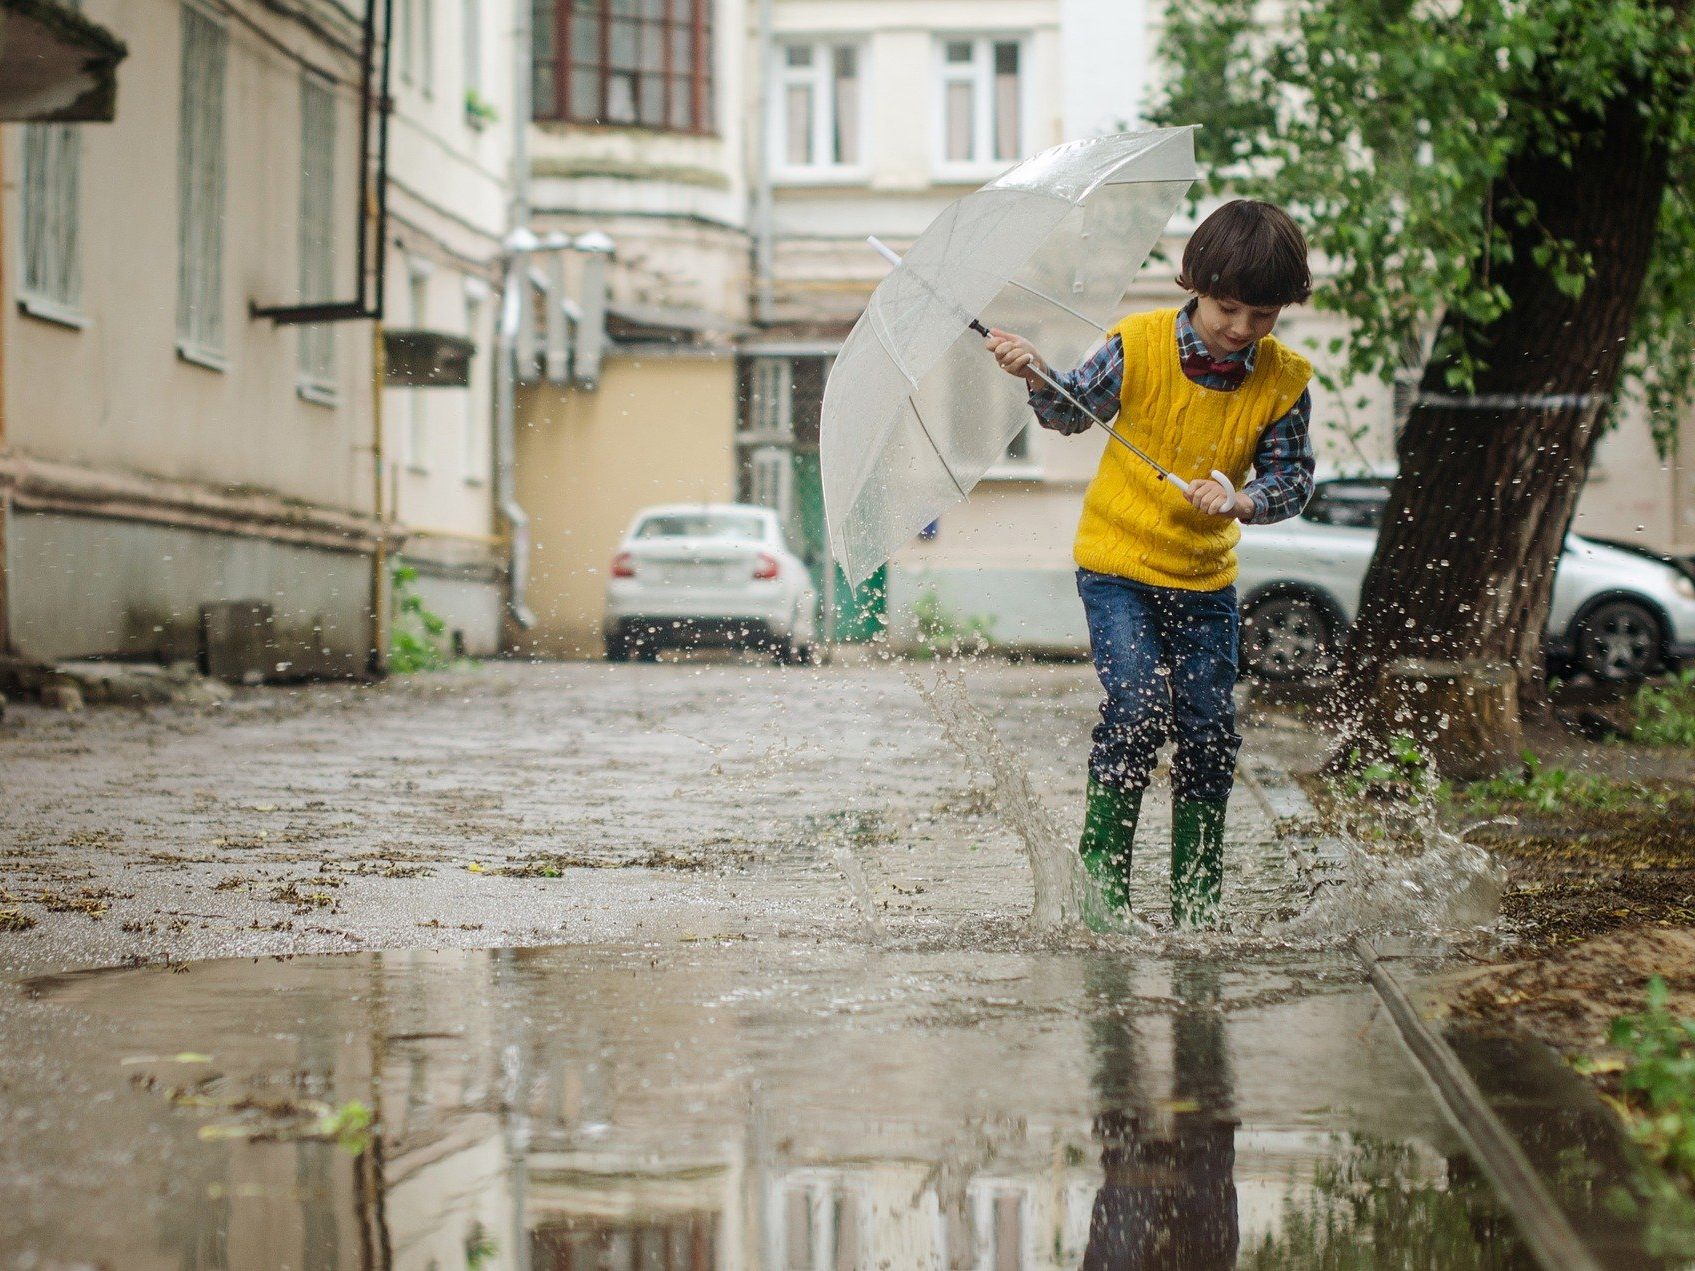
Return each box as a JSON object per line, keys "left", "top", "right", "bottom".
{"left": 1301, "top": 479, "right": 1391, "bottom": 529}
{"left": 19, "top": 123, "right": 82, "bottom": 323}
{"left": 177, "top": 3, "right": 228, "bottom": 367}
{"left": 297, "top": 74, "right": 338, "bottom": 403}
{"left": 398, "top": 0, "right": 415, "bottom": 83}
{"left": 420, "top": 0, "right": 435, "bottom": 96}
{"left": 463, "top": 0, "right": 482, "bottom": 96}
{"left": 774, "top": 41, "right": 862, "bottom": 174}
{"left": 937, "top": 37, "right": 1023, "bottom": 172}
{"left": 533, "top": 0, "right": 715, "bottom": 134}
{"left": 462, "top": 288, "right": 486, "bottom": 480}
{"left": 406, "top": 263, "right": 430, "bottom": 470}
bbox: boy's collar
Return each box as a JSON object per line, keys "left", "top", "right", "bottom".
{"left": 1178, "top": 298, "right": 1255, "bottom": 368}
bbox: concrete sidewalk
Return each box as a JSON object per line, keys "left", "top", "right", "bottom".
{"left": 0, "top": 659, "right": 1326, "bottom": 976}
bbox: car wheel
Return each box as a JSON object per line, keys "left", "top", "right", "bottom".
{"left": 604, "top": 631, "right": 631, "bottom": 663}
{"left": 1242, "top": 593, "right": 1335, "bottom": 682}
{"left": 1574, "top": 598, "right": 1662, "bottom": 681}
{"left": 781, "top": 640, "right": 816, "bottom": 666}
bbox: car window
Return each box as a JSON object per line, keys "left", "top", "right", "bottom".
{"left": 634, "top": 513, "right": 769, "bottom": 541}
{"left": 1302, "top": 480, "right": 1391, "bottom": 529}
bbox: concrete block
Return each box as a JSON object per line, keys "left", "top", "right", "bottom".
{"left": 39, "top": 682, "right": 83, "bottom": 711}
{"left": 199, "top": 600, "right": 276, "bottom": 684}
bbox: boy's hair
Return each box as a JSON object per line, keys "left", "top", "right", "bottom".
{"left": 1176, "top": 200, "right": 1312, "bottom": 307}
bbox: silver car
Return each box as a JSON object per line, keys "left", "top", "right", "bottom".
{"left": 1236, "top": 476, "right": 1695, "bottom": 681}
{"left": 604, "top": 503, "right": 819, "bottom": 663}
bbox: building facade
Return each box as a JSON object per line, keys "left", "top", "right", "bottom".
{"left": 0, "top": 0, "right": 526, "bottom": 676}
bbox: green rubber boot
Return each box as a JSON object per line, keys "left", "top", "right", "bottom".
{"left": 1171, "top": 798, "right": 1227, "bottom": 928}
{"left": 1079, "top": 777, "right": 1142, "bottom": 929}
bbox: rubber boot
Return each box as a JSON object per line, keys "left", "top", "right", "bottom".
{"left": 1079, "top": 777, "right": 1141, "bottom": 930}
{"left": 1171, "top": 798, "right": 1226, "bottom": 928}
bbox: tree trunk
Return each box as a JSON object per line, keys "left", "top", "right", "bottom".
{"left": 1332, "top": 79, "right": 1670, "bottom": 775}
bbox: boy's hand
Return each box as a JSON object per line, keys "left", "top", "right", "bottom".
{"left": 1186, "top": 479, "right": 1254, "bottom": 520}
{"left": 985, "top": 329, "right": 1049, "bottom": 388}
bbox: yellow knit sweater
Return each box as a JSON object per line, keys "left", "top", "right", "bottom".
{"left": 1073, "top": 308, "right": 1312, "bottom": 591}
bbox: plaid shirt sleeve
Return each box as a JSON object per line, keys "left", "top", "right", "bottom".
{"left": 1026, "top": 335, "right": 1123, "bottom": 435}
{"left": 1241, "top": 388, "right": 1315, "bottom": 524}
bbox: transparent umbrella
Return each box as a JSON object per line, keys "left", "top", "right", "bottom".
{"left": 821, "top": 127, "right": 1201, "bottom": 586}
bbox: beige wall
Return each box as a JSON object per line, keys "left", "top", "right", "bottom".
{"left": 513, "top": 353, "right": 738, "bottom": 656}
{"left": 4, "top": 1, "right": 372, "bottom": 509}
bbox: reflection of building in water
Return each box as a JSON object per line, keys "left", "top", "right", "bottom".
{"left": 46, "top": 947, "right": 1471, "bottom": 1269}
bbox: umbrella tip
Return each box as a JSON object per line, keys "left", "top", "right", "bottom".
{"left": 867, "top": 236, "right": 903, "bottom": 268}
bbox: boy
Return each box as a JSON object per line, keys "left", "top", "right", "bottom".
{"left": 986, "top": 199, "right": 1315, "bottom": 928}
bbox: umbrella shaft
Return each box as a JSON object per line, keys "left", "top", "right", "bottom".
{"left": 1019, "top": 356, "right": 1182, "bottom": 488}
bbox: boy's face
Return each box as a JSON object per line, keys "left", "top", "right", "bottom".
{"left": 1192, "top": 294, "right": 1284, "bottom": 358}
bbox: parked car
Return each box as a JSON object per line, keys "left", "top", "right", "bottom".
{"left": 604, "top": 503, "right": 818, "bottom": 663}
{"left": 1235, "top": 475, "right": 1695, "bottom": 681}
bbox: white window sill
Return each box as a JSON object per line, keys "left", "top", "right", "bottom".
{"left": 297, "top": 381, "right": 339, "bottom": 408}
{"left": 933, "top": 163, "right": 1015, "bottom": 185}
{"left": 18, "top": 295, "right": 88, "bottom": 330}
{"left": 176, "top": 340, "right": 228, "bottom": 373}
{"left": 772, "top": 166, "right": 871, "bottom": 187}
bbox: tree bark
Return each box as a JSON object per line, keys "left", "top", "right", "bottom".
{"left": 1332, "top": 76, "right": 1671, "bottom": 774}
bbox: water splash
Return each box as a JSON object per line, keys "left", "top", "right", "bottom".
{"left": 832, "top": 845, "right": 886, "bottom": 943}
{"left": 909, "top": 667, "right": 1084, "bottom": 933}
{"left": 1272, "top": 819, "right": 1506, "bottom": 939}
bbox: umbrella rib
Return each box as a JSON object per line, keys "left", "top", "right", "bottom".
{"left": 909, "top": 399, "right": 970, "bottom": 499}
{"left": 1006, "top": 279, "right": 1109, "bottom": 334}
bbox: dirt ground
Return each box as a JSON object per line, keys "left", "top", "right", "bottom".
{"left": 1254, "top": 674, "right": 1695, "bottom": 1063}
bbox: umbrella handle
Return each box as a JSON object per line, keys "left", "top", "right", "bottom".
{"left": 1166, "top": 469, "right": 1236, "bottom": 501}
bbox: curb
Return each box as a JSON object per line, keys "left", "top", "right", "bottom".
{"left": 1243, "top": 743, "right": 1600, "bottom": 1271}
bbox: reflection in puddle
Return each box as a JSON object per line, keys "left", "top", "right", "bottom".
{"left": 12, "top": 943, "right": 1566, "bottom": 1268}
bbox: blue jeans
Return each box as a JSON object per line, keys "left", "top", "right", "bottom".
{"left": 1077, "top": 569, "right": 1242, "bottom": 803}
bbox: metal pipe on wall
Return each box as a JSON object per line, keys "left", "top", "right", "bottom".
{"left": 495, "top": 0, "right": 537, "bottom": 637}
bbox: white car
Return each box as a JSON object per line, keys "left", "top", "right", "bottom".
{"left": 604, "top": 503, "right": 818, "bottom": 663}
{"left": 1237, "top": 476, "right": 1695, "bottom": 681}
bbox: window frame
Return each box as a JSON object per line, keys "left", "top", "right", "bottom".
{"left": 533, "top": 0, "right": 716, "bottom": 136}
{"left": 296, "top": 71, "right": 340, "bottom": 406}
{"left": 404, "top": 260, "right": 432, "bottom": 473}
{"left": 176, "top": 0, "right": 229, "bottom": 372}
{"left": 18, "top": 121, "right": 86, "bottom": 329}
{"left": 932, "top": 34, "right": 1028, "bottom": 182}
{"left": 462, "top": 280, "right": 489, "bottom": 484}
{"left": 770, "top": 37, "right": 869, "bottom": 184}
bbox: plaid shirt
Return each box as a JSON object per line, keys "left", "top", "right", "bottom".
{"left": 1027, "top": 302, "right": 1315, "bottom": 524}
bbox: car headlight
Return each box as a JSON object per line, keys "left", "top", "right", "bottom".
{"left": 1675, "top": 573, "right": 1695, "bottom": 603}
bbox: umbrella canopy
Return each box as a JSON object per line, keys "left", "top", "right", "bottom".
{"left": 821, "top": 128, "right": 1199, "bottom": 587}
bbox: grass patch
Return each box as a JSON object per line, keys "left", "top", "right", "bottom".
{"left": 911, "top": 590, "right": 995, "bottom": 660}
{"left": 1577, "top": 979, "right": 1695, "bottom": 1256}
{"left": 1630, "top": 671, "right": 1695, "bottom": 748}
{"left": 1442, "top": 753, "right": 1691, "bottom": 815}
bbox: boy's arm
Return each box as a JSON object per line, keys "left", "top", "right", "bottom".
{"left": 1240, "top": 389, "right": 1316, "bottom": 523}
{"left": 1025, "top": 335, "right": 1125, "bottom": 436}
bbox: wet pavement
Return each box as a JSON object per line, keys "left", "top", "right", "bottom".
{"left": 17, "top": 942, "right": 1523, "bottom": 1269}
{"left": 0, "top": 660, "right": 1673, "bottom": 1266}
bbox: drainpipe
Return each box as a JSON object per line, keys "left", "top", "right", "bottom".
{"left": 369, "top": 317, "right": 390, "bottom": 673}
{"left": 494, "top": 247, "right": 535, "bottom": 632}
{"left": 496, "top": 0, "right": 536, "bottom": 635}
{"left": 753, "top": 0, "right": 775, "bottom": 326}
{"left": 0, "top": 128, "right": 9, "bottom": 659}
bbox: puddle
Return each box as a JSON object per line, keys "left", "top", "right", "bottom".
{"left": 5, "top": 940, "right": 1602, "bottom": 1269}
